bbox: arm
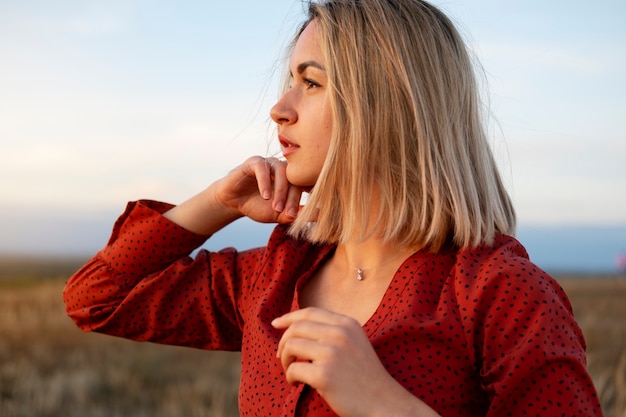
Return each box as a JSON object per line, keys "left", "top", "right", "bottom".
{"left": 458, "top": 239, "right": 602, "bottom": 416}
{"left": 63, "top": 200, "right": 263, "bottom": 349}
{"left": 63, "top": 156, "right": 305, "bottom": 349}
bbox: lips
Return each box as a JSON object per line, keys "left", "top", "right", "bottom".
{"left": 279, "top": 135, "right": 299, "bottom": 157}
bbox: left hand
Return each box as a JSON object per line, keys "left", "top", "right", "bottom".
{"left": 271, "top": 307, "right": 438, "bottom": 417}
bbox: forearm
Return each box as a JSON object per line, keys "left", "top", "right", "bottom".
{"left": 62, "top": 200, "right": 249, "bottom": 348}
{"left": 63, "top": 200, "right": 210, "bottom": 330}
{"left": 163, "top": 182, "right": 242, "bottom": 236}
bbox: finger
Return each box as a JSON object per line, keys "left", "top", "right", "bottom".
{"left": 278, "top": 337, "right": 321, "bottom": 372}
{"left": 272, "top": 307, "right": 348, "bottom": 329}
{"left": 269, "top": 159, "right": 289, "bottom": 213}
{"left": 280, "top": 341, "right": 337, "bottom": 387}
{"left": 275, "top": 314, "right": 361, "bottom": 364}
{"left": 283, "top": 183, "right": 304, "bottom": 220}
{"left": 275, "top": 319, "right": 332, "bottom": 358}
{"left": 248, "top": 156, "right": 273, "bottom": 200}
{"left": 283, "top": 359, "right": 316, "bottom": 386}
{"left": 275, "top": 185, "right": 304, "bottom": 223}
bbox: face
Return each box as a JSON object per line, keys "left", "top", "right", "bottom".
{"left": 270, "top": 20, "right": 332, "bottom": 188}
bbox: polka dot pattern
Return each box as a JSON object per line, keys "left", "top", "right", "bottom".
{"left": 64, "top": 200, "right": 602, "bottom": 416}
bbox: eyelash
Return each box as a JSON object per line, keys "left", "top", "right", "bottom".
{"left": 303, "top": 78, "right": 320, "bottom": 89}
{"left": 287, "top": 76, "right": 321, "bottom": 91}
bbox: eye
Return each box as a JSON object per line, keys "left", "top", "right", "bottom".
{"left": 303, "top": 78, "right": 321, "bottom": 89}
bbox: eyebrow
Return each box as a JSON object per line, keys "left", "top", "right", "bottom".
{"left": 296, "top": 60, "right": 326, "bottom": 74}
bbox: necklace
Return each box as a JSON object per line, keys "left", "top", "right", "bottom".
{"left": 350, "top": 246, "right": 421, "bottom": 282}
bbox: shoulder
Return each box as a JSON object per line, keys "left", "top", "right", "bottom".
{"left": 449, "top": 237, "right": 599, "bottom": 415}
{"left": 454, "top": 234, "right": 543, "bottom": 285}
{"left": 452, "top": 234, "right": 571, "bottom": 313}
{"left": 456, "top": 234, "right": 531, "bottom": 272}
{"left": 450, "top": 234, "right": 583, "bottom": 361}
{"left": 264, "top": 224, "right": 319, "bottom": 255}
{"left": 250, "top": 224, "right": 334, "bottom": 278}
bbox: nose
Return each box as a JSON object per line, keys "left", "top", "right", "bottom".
{"left": 270, "top": 92, "right": 297, "bottom": 125}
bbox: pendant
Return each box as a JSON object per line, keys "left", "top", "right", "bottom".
{"left": 356, "top": 268, "right": 364, "bottom": 281}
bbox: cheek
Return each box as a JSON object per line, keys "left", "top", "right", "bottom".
{"left": 319, "top": 108, "right": 333, "bottom": 155}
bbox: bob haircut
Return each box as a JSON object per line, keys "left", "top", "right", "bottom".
{"left": 286, "top": 0, "right": 516, "bottom": 250}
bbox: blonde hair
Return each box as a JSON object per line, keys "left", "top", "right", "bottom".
{"left": 286, "top": 0, "right": 516, "bottom": 250}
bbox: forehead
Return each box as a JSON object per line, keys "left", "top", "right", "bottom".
{"left": 290, "top": 20, "right": 324, "bottom": 68}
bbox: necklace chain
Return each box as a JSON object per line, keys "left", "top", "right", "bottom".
{"left": 350, "top": 247, "right": 420, "bottom": 282}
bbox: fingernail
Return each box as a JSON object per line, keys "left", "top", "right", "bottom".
{"left": 263, "top": 190, "right": 271, "bottom": 200}
{"left": 287, "top": 207, "right": 298, "bottom": 218}
{"left": 275, "top": 201, "right": 284, "bottom": 212}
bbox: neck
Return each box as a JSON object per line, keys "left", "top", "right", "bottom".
{"left": 333, "top": 238, "right": 421, "bottom": 282}
{"left": 332, "top": 188, "right": 420, "bottom": 281}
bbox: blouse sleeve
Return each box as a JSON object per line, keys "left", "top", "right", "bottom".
{"left": 456, "top": 237, "right": 602, "bottom": 416}
{"left": 63, "top": 200, "right": 264, "bottom": 351}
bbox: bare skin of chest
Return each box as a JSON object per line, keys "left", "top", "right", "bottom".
{"left": 299, "top": 257, "right": 399, "bottom": 326}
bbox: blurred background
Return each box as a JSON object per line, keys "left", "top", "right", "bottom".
{"left": 1, "top": 1, "right": 625, "bottom": 416}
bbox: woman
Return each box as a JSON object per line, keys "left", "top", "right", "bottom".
{"left": 64, "top": 0, "right": 602, "bottom": 416}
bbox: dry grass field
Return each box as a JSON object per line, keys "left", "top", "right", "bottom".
{"left": 0, "top": 257, "right": 624, "bottom": 417}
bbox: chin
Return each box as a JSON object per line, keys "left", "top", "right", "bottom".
{"left": 286, "top": 167, "right": 318, "bottom": 190}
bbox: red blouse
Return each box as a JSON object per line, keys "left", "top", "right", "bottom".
{"left": 63, "top": 200, "right": 602, "bottom": 416}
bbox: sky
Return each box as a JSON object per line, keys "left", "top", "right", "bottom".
{"left": 1, "top": 0, "right": 625, "bottom": 258}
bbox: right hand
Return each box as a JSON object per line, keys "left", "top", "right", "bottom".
{"left": 214, "top": 156, "right": 305, "bottom": 224}
{"left": 163, "top": 156, "right": 306, "bottom": 236}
